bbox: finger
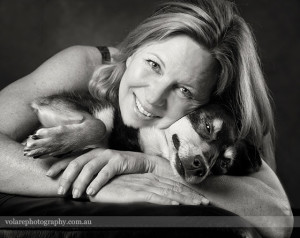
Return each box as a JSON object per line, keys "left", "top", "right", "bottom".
{"left": 58, "top": 153, "right": 94, "bottom": 195}
{"left": 132, "top": 173, "right": 208, "bottom": 205}
{"left": 153, "top": 176, "right": 209, "bottom": 205}
{"left": 86, "top": 155, "right": 148, "bottom": 196}
{"left": 86, "top": 161, "right": 119, "bottom": 196}
{"left": 46, "top": 159, "right": 71, "bottom": 177}
{"left": 135, "top": 191, "right": 180, "bottom": 205}
{"left": 71, "top": 159, "right": 106, "bottom": 199}
{"left": 151, "top": 186, "right": 205, "bottom": 205}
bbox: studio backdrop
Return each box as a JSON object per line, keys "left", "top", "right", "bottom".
{"left": 0, "top": 0, "right": 299, "bottom": 208}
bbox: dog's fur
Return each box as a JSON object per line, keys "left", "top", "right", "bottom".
{"left": 25, "top": 92, "right": 262, "bottom": 184}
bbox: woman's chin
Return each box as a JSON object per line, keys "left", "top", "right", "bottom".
{"left": 122, "top": 112, "right": 157, "bottom": 129}
{"left": 122, "top": 115, "right": 151, "bottom": 128}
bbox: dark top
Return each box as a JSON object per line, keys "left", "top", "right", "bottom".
{"left": 97, "top": 46, "right": 111, "bottom": 62}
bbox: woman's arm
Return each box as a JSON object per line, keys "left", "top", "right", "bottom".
{"left": 139, "top": 153, "right": 293, "bottom": 238}
{"left": 0, "top": 45, "right": 103, "bottom": 195}
{"left": 49, "top": 147, "right": 293, "bottom": 233}
{"left": 188, "top": 160, "right": 293, "bottom": 238}
{"left": 62, "top": 149, "right": 292, "bottom": 238}
{"left": 47, "top": 148, "right": 209, "bottom": 205}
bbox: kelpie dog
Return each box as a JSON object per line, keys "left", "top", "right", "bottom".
{"left": 24, "top": 92, "right": 261, "bottom": 184}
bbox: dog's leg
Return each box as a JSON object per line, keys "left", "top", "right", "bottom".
{"left": 24, "top": 96, "right": 108, "bottom": 158}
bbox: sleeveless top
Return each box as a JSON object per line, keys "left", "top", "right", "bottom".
{"left": 96, "top": 46, "right": 111, "bottom": 63}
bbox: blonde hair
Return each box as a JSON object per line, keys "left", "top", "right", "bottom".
{"left": 89, "top": 0, "right": 275, "bottom": 167}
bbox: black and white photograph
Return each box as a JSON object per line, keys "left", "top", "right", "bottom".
{"left": 0, "top": 0, "right": 299, "bottom": 237}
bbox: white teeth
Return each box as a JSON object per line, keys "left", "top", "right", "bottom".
{"left": 135, "top": 97, "right": 154, "bottom": 117}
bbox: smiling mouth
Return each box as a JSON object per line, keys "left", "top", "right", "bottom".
{"left": 134, "top": 95, "right": 158, "bottom": 118}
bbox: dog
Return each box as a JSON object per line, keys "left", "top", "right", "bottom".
{"left": 24, "top": 92, "right": 262, "bottom": 184}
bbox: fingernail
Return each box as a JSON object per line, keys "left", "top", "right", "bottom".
{"left": 202, "top": 198, "right": 210, "bottom": 205}
{"left": 58, "top": 186, "right": 65, "bottom": 195}
{"left": 171, "top": 201, "right": 180, "bottom": 205}
{"left": 72, "top": 189, "right": 80, "bottom": 199}
{"left": 46, "top": 170, "right": 52, "bottom": 177}
{"left": 86, "top": 187, "right": 95, "bottom": 196}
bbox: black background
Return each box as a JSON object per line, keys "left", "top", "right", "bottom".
{"left": 0, "top": 0, "right": 299, "bottom": 208}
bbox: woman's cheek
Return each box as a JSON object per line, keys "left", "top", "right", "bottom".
{"left": 126, "top": 62, "right": 152, "bottom": 86}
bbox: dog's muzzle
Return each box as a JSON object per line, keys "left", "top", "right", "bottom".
{"left": 174, "top": 153, "right": 209, "bottom": 184}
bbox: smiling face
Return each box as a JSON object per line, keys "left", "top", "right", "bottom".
{"left": 118, "top": 35, "right": 216, "bottom": 129}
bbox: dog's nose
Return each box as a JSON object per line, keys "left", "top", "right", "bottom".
{"left": 191, "top": 155, "right": 207, "bottom": 177}
{"left": 193, "top": 155, "right": 202, "bottom": 168}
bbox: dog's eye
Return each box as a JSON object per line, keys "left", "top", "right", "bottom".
{"left": 205, "top": 122, "right": 211, "bottom": 134}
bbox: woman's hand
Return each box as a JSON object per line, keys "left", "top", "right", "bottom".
{"left": 47, "top": 148, "right": 209, "bottom": 205}
{"left": 48, "top": 148, "right": 152, "bottom": 197}
{"left": 89, "top": 173, "right": 209, "bottom": 205}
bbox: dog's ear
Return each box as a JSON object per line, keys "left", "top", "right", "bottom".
{"left": 226, "top": 140, "right": 262, "bottom": 175}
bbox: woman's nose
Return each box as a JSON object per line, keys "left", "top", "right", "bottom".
{"left": 145, "top": 81, "right": 169, "bottom": 107}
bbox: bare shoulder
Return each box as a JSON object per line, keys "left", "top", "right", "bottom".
{"left": 54, "top": 45, "right": 103, "bottom": 69}
{"left": 32, "top": 45, "right": 103, "bottom": 92}
{"left": 250, "top": 160, "right": 288, "bottom": 198}
{"left": 3, "top": 46, "right": 103, "bottom": 95}
{"left": 0, "top": 45, "right": 102, "bottom": 140}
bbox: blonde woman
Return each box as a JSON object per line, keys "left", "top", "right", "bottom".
{"left": 0, "top": 1, "right": 292, "bottom": 237}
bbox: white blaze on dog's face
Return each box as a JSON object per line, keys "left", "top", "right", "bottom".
{"left": 166, "top": 116, "right": 218, "bottom": 184}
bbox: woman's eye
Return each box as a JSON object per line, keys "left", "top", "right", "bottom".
{"left": 179, "top": 87, "right": 193, "bottom": 99}
{"left": 205, "top": 122, "right": 211, "bottom": 134}
{"left": 146, "top": 60, "right": 161, "bottom": 73}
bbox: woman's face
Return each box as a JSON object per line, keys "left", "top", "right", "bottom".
{"left": 119, "top": 35, "right": 216, "bottom": 129}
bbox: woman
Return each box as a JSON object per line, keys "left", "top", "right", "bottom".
{"left": 0, "top": 0, "right": 293, "bottom": 237}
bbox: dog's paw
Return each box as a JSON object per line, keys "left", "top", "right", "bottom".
{"left": 23, "top": 126, "right": 79, "bottom": 158}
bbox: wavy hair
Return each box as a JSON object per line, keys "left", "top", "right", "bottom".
{"left": 88, "top": 0, "right": 276, "bottom": 168}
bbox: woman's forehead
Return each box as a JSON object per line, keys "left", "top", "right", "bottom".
{"left": 134, "top": 35, "right": 216, "bottom": 88}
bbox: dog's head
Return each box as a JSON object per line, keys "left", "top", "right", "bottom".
{"left": 167, "top": 104, "right": 261, "bottom": 184}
